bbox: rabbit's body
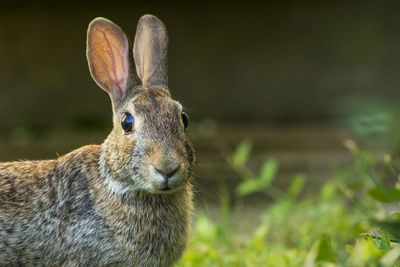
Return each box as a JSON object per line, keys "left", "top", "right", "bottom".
{"left": 0, "top": 145, "right": 192, "bottom": 266}
{"left": 0, "top": 15, "right": 195, "bottom": 266}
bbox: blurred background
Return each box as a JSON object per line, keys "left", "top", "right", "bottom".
{"left": 1, "top": 1, "right": 400, "bottom": 204}
{"left": 3, "top": 2, "right": 400, "bottom": 264}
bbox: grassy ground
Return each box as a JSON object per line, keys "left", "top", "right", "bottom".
{"left": 178, "top": 139, "right": 400, "bottom": 267}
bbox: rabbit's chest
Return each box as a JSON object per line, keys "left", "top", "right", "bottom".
{"left": 63, "top": 198, "right": 190, "bottom": 266}
{"left": 106, "top": 210, "right": 189, "bottom": 266}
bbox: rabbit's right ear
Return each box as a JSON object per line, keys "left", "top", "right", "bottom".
{"left": 87, "top": 18, "right": 132, "bottom": 105}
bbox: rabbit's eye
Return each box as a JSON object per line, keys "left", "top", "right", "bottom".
{"left": 181, "top": 112, "right": 189, "bottom": 129}
{"left": 121, "top": 113, "right": 134, "bottom": 133}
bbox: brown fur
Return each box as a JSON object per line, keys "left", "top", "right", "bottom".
{"left": 0, "top": 15, "right": 195, "bottom": 266}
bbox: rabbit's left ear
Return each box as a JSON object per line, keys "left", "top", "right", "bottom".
{"left": 134, "top": 15, "right": 169, "bottom": 89}
{"left": 87, "top": 18, "right": 132, "bottom": 104}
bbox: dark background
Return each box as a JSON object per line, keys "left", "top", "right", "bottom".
{"left": 1, "top": 1, "right": 399, "bottom": 200}
{"left": 1, "top": 2, "right": 400, "bottom": 125}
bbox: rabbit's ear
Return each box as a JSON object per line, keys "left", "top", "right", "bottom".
{"left": 87, "top": 18, "right": 132, "bottom": 104}
{"left": 134, "top": 15, "right": 168, "bottom": 89}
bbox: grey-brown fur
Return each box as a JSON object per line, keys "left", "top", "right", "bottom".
{"left": 0, "top": 14, "right": 195, "bottom": 266}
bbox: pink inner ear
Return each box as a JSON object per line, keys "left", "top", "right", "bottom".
{"left": 89, "top": 22, "right": 129, "bottom": 97}
{"left": 98, "top": 29, "right": 126, "bottom": 96}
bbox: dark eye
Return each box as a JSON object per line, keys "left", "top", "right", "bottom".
{"left": 121, "top": 112, "right": 134, "bottom": 133}
{"left": 181, "top": 112, "right": 189, "bottom": 129}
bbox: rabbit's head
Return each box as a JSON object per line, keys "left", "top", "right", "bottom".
{"left": 87, "top": 15, "right": 195, "bottom": 194}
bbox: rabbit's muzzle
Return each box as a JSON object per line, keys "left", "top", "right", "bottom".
{"left": 148, "top": 158, "right": 186, "bottom": 192}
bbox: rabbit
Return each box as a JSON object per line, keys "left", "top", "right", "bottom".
{"left": 0, "top": 14, "right": 195, "bottom": 267}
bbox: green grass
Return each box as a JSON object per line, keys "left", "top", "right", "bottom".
{"left": 178, "top": 139, "right": 400, "bottom": 267}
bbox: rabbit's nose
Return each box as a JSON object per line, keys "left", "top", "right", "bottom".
{"left": 155, "top": 165, "right": 180, "bottom": 180}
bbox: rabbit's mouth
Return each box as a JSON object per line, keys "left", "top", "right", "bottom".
{"left": 159, "top": 184, "right": 172, "bottom": 192}
{"left": 156, "top": 184, "right": 184, "bottom": 194}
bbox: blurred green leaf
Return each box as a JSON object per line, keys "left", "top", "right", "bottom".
{"left": 379, "top": 232, "right": 391, "bottom": 253}
{"left": 251, "top": 224, "right": 269, "bottom": 251}
{"left": 371, "top": 220, "right": 400, "bottom": 241}
{"left": 288, "top": 174, "right": 306, "bottom": 199}
{"left": 368, "top": 188, "right": 400, "bottom": 203}
{"left": 259, "top": 159, "right": 278, "bottom": 186}
{"left": 235, "top": 179, "right": 261, "bottom": 197}
{"left": 235, "top": 159, "right": 279, "bottom": 197}
{"left": 266, "top": 198, "right": 292, "bottom": 217}
{"left": 231, "top": 139, "right": 252, "bottom": 168}
{"left": 316, "top": 235, "right": 335, "bottom": 263}
{"left": 235, "top": 159, "right": 278, "bottom": 197}
{"left": 320, "top": 181, "right": 338, "bottom": 201}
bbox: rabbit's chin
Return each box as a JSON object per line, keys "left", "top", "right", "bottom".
{"left": 103, "top": 177, "right": 185, "bottom": 196}
{"left": 152, "top": 185, "right": 185, "bottom": 194}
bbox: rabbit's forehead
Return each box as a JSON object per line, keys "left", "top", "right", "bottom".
{"left": 124, "top": 89, "right": 183, "bottom": 136}
{"left": 131, "top": 89, "right": 182, "bottom": 113}
{"left": 130, "top": 89, "right": 182, "bottom": 115}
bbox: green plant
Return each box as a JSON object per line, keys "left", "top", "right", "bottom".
{"left": 178, "top": 138, "right": 400, "bottom": 266}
